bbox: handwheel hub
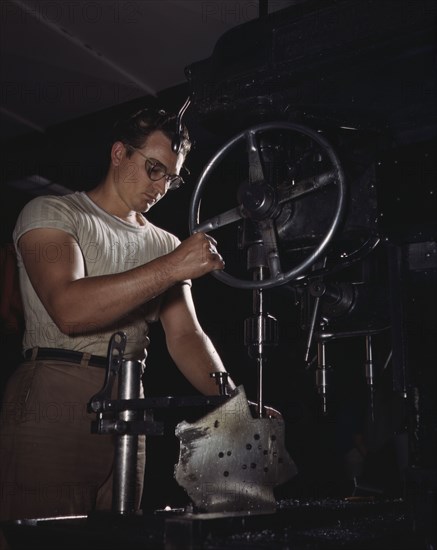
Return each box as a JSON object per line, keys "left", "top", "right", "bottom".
{"left": 238, "top": 181, "right": 279, "bottom": 221}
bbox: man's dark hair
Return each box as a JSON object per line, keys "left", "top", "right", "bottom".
{"left": 112, "top": 108, "right": 191, "bottom": 157}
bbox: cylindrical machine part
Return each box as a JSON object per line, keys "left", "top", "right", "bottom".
{"left": 112, "top": 359, "right": 142, "bottom": 514}
{"left": 257, "top": 356, "right": 264, "bottom": 418}
{"left": 365, "top": 334, "right": 374, "bottom": 387}
{"left": 365, "top": 334, "right": 375, "bottom": 421}
{"left": 256, "top": 286, "right": 264, "bottom": 418}
{"left": 316, "top": 340, "right": 329, "bottom": 414}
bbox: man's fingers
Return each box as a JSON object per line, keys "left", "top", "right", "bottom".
{"left": 200, "top": 233, "right": 223, "bottom": 264}
{"left": 206, "top": 235, "right": 218, "bottom": 246}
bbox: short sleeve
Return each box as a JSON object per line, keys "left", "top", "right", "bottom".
{"left": 13, "top": 195, "right": 78, "bottom": 248}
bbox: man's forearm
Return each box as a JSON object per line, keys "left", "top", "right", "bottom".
{"left": 166, "top": 329, "right": 236, "bottom": 396}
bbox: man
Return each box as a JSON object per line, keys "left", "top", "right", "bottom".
{"left": 0, "top": 108, "right": 237, "bottom": 525}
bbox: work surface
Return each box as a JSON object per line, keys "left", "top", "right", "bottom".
{"left": 3, "top": 496, "right": 430, "bottom": 550}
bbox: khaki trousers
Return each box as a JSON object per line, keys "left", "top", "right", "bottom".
{"left": 0, "top": 354, "right": 145, "bottom": 523}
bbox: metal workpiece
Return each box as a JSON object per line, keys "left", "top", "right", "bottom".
{"left": 174, "top": 386, "right": 297, "bottom": 514}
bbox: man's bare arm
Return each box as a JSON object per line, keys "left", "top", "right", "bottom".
{"left": 160, "top": 284, "right": 236, "bottom": 396}
{"left": 18, "top": 228, "right": 223, "bottom": 335}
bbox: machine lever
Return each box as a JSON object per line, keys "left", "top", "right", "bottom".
{"left": 246, "top": 129, "right": 265, "bottom": 184}
{"left": 304, "top": 258, "right": 328, "bottom": 364}
{"left": 305, "top": 295, "right": 321, "bottom": 364}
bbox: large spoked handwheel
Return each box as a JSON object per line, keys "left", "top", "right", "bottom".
{"left": 189, "top": 122, "right": 347, "bottom": 290}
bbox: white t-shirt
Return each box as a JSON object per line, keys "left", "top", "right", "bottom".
{"left": 13, "top": 192, "right": 185, "bottom": 360}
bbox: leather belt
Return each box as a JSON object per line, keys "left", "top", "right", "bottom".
{"left": 24, "top": 347, "right": 107, "bottom": 368}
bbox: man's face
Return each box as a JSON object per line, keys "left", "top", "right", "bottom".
{"left": 114, "top": 130, "right": 184, "bottom": 213}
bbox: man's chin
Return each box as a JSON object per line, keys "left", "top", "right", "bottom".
{"left": 138, "top": 198, "right": 155, "bottom": 212}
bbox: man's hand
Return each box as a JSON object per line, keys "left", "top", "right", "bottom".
{"left": 169, "top": 232, "right": 225, "bottom": 280}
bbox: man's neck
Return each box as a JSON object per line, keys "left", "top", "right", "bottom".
{"left": 86, "top": 185, "right": 144, "bottom": 227}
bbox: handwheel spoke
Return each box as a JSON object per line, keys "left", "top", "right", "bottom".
{"left": 278, "top": 170, "right": 336, "bottom": 204}
{"left": 259, "top": 219, "right": 282, "bottom": 279}
{"left": 194, "top": 206, "right": 243, "bottom": 233}
{"left": 245, "top": 129, "right": 265, "bottom": 184}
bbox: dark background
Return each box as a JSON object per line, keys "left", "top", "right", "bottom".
{"left": 1, "top": 0, "right": 436, "bottom": 515}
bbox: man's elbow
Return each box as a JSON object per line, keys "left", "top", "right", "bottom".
{"left": 52, "top": 315, "right": 83, "bottom": 336}
{"left": 48, "top": 304, "right": 98, "bottom": 337}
